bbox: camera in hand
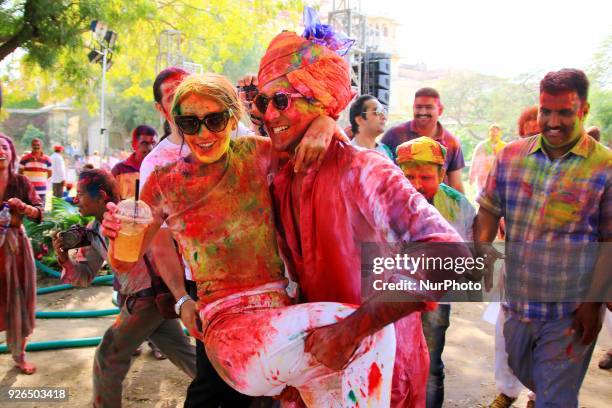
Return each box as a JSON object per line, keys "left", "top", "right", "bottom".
{"left": 58, "top": 225, "right": 93, "bottom": 250}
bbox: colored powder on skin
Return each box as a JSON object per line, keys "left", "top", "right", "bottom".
{"left": 296, "top": 102, "right": 322, "bottom": 115}
{"left": 367, "top": 362, "right": 382, "bottom": 396}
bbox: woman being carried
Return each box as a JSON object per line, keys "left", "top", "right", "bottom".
{"left": 103, "top": 73, "right": 399, "bottom": 407}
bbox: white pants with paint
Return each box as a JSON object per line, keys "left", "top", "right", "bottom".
{"left": 200, "top": 283, "right": 397, "bottom": 407}
{"left": 494, "top": 305, "right": 525, "bottom": 398}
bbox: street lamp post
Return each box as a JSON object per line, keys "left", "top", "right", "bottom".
{"left": 100, "top": 47, "right": 108, "bottom": 147}
{"left": 88, "top": 21, "right": 116, "bottom": 157}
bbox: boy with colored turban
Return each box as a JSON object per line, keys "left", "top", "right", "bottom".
{"left": 258, "top": 25, "right": 469, "bottom": 407}
{"left": 396, "top": 136, "right": 476, "bottom": 408}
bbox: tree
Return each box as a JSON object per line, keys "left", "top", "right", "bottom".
{"left": 21, "top": 123, "right": 46, "bottom": 147}
{"left": 0, "top": 0, "right": 110, "bottom": 66}
{"left": 2, "top": 0, "right": 306, "bottom": 106}
{"left": 434, "top": 70, "right": 538, "bottom": 160}
{"left": 587, "top": 33, "right": 611, "bottom": 145}
{"left": 2, "top": 0, "right": 307, "bottom": 145}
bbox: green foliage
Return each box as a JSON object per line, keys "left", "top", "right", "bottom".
{"left": 106, "top": 94, "right": 159, "bottom": 137}
{"left": 23, "top": 197, "right": 94, "bottom": 268}
{"left": 587, "top": 33, "right": 612, "bottom": 146}
{"left": 588, "top": 33, "right": 611, "bottom": 89}
{"left": 588, "top": 88, "right": 612, "bottom": 145}
{"left": 2, "top": 0, "right": 305, "bottom": 108}
{"left": 20, "top": 123, "right": 46, "bottom": 147}
{"left": 1, "top": 92, "right": 43, "bottom": 109}
{"left": 434, "top": 71, "right": 538, "bottom": 161}
{"left": 0, "top": 0, "right": 111, "bottom": 67}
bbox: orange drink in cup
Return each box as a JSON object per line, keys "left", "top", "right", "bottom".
{"left": 112, "top": 199, "right": 153, "bottom": 262}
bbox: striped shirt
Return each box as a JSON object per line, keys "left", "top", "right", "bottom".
{"left": 478, "top": 134, "right": 612, "bottom": 320}
{"left": 19, "top": 153, "right": 51, "bottom": 198}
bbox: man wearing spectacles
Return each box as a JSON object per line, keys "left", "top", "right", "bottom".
{"left": 348, "top": 94, "right": 393, "bottom": 160}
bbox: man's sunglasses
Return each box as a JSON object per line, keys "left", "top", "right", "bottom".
{"left": 174, "top": 111, "right": 231, "bottom": 134}
{"left": 361, "top": 106, "right": 388, "bottom": 119}
{"left": 254, "top": 92, "right": 304, "bottom": 114}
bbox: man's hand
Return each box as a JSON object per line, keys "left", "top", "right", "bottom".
{"left": 570, "top": 302, "right": 604, "bottom": 346}
{"left": 101, "top": 202, "right": 121, "bottom": 240}
{"left": 473, "top": 243, "right": 504, "bottom": 292}
{"left": 52, "top": 231, "right": 70, "bottom": 264}
{"left": 179, "top": 299, "right": 204, "bottom": 340}
{"left": 237, "top": 74, "right": 258, "bottom": 98}
{"left": 304, "top": 322, "right": 360, "bottom": 371}
{"left": 272, "top": 386, "right": 301, "bottom": 403}
{"left": 294, "top": 116, "right": 338, "bottom": 173}
{"left": 237, "top": 74, "right": 264, "bottom": 134}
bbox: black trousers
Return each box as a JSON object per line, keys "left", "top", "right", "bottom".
{"left": 183, "top": 280, "right": 254, "bottom": 408}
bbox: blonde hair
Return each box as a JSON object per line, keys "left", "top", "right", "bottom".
{"left": 171, "top": 73, "right": 244, "bottom": 123}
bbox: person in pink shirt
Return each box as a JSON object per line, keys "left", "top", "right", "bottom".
{"left": 257, "top": 25, "right": 467, "bottom": 406}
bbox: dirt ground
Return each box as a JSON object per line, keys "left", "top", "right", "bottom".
{"left": 1, "top": 283, "right": 610, "bottom": 407}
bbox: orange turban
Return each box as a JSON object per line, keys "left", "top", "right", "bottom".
{"left": 258, "top": 31, "right": 355, "bottom": 119}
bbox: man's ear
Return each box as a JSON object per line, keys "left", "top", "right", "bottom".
{"left": 439, "top": 167, "right": 446, "bottom": 181}
{"left": 98, "top": 189, "right": 109, "bottom": 203}
{"left": 438, "top": 103, "right": 444, "bottom": 116}
{"left": 355, "top": 115, "right": 365, "bottom": 130}
{"left": 131, "top": 138, "right": 139, "bottom": 152}
{"left": 582, "top": 101, "right": 590, "bottom": 118}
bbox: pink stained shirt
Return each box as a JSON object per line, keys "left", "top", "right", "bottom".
{"left": 272, "top": 138, "right": 464, "bottom": 406}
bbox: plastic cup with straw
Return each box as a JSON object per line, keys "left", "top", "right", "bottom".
{"left": 111, "top": 179, "right": 153, "bottom": 262}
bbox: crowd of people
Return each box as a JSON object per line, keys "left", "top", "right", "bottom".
{"left": 0, "top": 9, "right": 610, "bottom": 408}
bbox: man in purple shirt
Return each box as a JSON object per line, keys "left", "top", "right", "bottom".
{"left": 381, "top": 87, "right": 466, "bottom": 193}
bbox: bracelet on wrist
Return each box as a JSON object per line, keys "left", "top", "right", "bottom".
{"left": 174, "top": 295, "right": 193, "bottom": 316}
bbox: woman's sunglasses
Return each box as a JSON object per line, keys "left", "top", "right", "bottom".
{"left": 174, "top": 111, "right": 231, "bottom": 134}
{"left": 254, "top": 92, "right": 304, "bottom": 114}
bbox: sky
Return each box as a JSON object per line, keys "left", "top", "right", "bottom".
{"left": 361, "top": 0, "right": 611, "bottom": 78}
